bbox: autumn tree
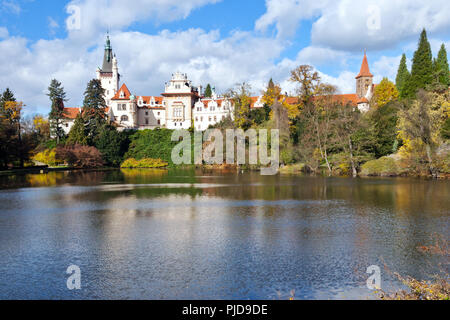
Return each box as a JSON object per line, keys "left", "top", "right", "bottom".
{"left": 397, "top": 90, "right": 443, "bottom": 176}
{"left": 290, "top": 65, "right": 321, "bottom": 107}
{"left": 371, "top": 77, "right": 399, "bottom": 108}
{"left": 226, "top": 82, "right": 253, "bottom": 130}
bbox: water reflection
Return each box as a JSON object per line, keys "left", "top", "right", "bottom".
{"left": 0, "top": 169, "right": 448, "bottom": 299}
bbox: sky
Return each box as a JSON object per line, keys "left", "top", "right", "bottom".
{"left": 0, "top": 0, "right": 449, "bottom": 115}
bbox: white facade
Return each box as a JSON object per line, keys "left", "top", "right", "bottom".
{"left": 60, "top": 36, "right": 270, "bottom": 134}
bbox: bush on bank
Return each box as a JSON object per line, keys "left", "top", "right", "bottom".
{"left": 32, "top": 149, "right": 64, "bottom": 167}
{"left": 360, "top": 156, "right": 402, "bottom": 176}
{"left": 121, "top": 158, "right": 168, "bottom": 168}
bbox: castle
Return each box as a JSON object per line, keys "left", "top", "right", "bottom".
{"left": 62, "top": 36, "right": 375, "bottom": 134}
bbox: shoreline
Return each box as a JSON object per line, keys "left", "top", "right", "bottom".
{"left": 0, "top": 164, "right": 449, "bottom": 180}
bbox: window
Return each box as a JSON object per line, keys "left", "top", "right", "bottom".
{"left": 200, "top": 117, "right": 203, "bottom": 121}
{"left": 214, "top": 116, "right": 217, "bottom": 121}
{"left": 120, "top": 115, "right": 129, "bottom": 122}
{"left": 173, "top": 107, "right": 183, "bottom": 118}
{"left": 157, "top": 112, "right": 160, "bottom": 116}
{"left": 208, "top": 117, "right": 211, "bottom": 122}
{"left": 195, "top": 117, "right": 198, "bottom": 122}
{"left": 145, "top": 118, "right": 149, "bottom": 125}
{"left": 157, "top": 120, "right": 160, "bottom": 125}
{"left": 145, "top": 111, "right": 148, "bottom": 116}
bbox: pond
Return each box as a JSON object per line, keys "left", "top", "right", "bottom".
{"left": 0, "top": 169, "right": 448, "bottom": 299}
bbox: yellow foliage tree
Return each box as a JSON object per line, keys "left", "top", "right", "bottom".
{"left": 372, "top": 77, "right": 399, "bottom": 108}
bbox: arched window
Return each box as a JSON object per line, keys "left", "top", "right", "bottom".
{"left": 120, "top": 115, "right": 129, "bottom": 122}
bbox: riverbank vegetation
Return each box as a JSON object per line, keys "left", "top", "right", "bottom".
{"left": 379, "top": 236, "right": 449, "bottom": 300}
{"left": 0, "top": 29, "right": 448, "bottom": 177}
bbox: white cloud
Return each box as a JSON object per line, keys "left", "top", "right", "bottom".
{"left": 2, "top": 0, "right": 21, "bottom": 15}
{"left": 257, "top": 0, "right": 450, "bottom": 51}
{"left": 65, "top": 0, "right": 221, "bottom": 44}
{"left": 0, "top": 27, "right": 8, "bottom": 39}
{"left": 372, "top": 55, "right": 402, "bottom": 84}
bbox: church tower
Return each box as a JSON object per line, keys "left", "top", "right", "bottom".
{"left": 355, "top": 50, "right": 373, "bottom": 98}
{"left": 96, "top": 35, "right": 120, "bottom": 105}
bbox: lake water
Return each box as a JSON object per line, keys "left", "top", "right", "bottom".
{"left": 0, "top": 169, "right": 448, "bottom": 300}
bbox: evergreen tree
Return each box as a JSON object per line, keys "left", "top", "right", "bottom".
{"left": 369, "top": 101, "right": 400, "bottom": 158}
{"left": 204, "top": 84, "right": 212, "bottom": 98}
{"left": 268, "top": 78, "right": 275, "bottom": 90}
{"left": 406, "top": 29, "right": 433, "bottom": 98}
{"left": 395, "top": 54, "right": 410, "bottom": 98}
{"left": 47, "top": 79, "right": 67, "bottom": 144}
{"left": 95, "top": 124, "right": 130, "bottom": 166}
{"left": 435, "top": 44, "right": 449, "bottom": 86}
{"left": 0, "top": 88, "right": 16, "bottom": 118}
{"left": 67, "top": 113, "right": 88, "bottom": 146}
{"left": 82, "top": 79, "right": 107, "bottom": 144}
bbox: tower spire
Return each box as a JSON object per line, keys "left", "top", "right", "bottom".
{"left": 101, "top": 33, "right": 113, "bottom": 72}
{"left": 356, "top": 50, "right": 373, "bottom": 79}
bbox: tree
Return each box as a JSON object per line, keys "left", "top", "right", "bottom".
{"left": 405, "top": 29, "right": 433, "bottom": 98}
{"left": 225, "top": 82, "right": 253, "bottom": 129}
{"left": 47, "top": 79, "right": 68, "bottom": 143}
{"left": 435, "top": 44, "right": 449, "bottom": 87}
{"left": 372, "top": 77, "right": 399, "bottom": 108}
{"left": 33, "top": 115, "right": 50, "bottom": 144}
{"left": 290, "top": 65, "right": 321, "bottom": 107}
{"left": 56, "top": 144, "right": 103, "bottom": 168}
{"left": 395, "top": 54, "right": 410, "bottom": 97}
{"left": 398, "top": 90, "right": 442, "bottom": 176}
{"left": 82, "top": 79, "right": 107, "bottom": 144}
{"left": 0, "top": 88, "right": 16, "bottom": 119}
{"left": 3, "top": 100, "right": 27, "bottom": 167}
{"left": 95, "top": 124, "right": 130, "bottom": 166}
{"left": 67, "top": 113, "right": 88, "bottom": 146}
{"left": 204, "top": 84, "right": 212, "bottom": 98}
{"left": 368, "top": 101, "right": 400, "bottom": 158}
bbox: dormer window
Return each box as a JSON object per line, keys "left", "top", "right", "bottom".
{"left": 119, "top": 91, "right": 125, "bottom": 98}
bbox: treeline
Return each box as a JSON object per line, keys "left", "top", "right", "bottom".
{"left": 0, "top": 89, "right": 50, "bottom": 169}
{"left": 213, "top": 29, "right": 449, "bottom": 177}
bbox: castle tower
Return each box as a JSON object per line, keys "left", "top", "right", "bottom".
{"left": 162, "top": 72, "right": 197, "bottom": 130}
{"left": 96, "top": 35, "right": 120, "bottom": 105}
{"left": 355, "top": 50, "right": 373, "bottom": 98}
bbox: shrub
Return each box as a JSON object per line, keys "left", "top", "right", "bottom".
{"left": 360, "top": 156, "right": 401, "bottom": 176}
{"left": 32, "top": 149, "right": 63, "bottom": 166}
{"left": 56, "top": 144, "right": 103, "bottom": 168}
{"left": 121, "top": 158, "right": 168, "bottom": 168}
{"left": 124, "top": 129, "right": 181, "bottom": 165}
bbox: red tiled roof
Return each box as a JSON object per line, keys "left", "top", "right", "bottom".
{"left": 356, "top": 52, "right": 373, "bottom": 79}
{"left": 112, "top": 83, "right": 132, "bottom": 100}
{"left": 63, "top": 107, "right": 81, "bottom": 119}
{"left": 357, "top": 97, "right": 369, "bottom": 104}
{"left": 63, "top": 107, "right": 111, "bottom": 120}
{"left": 139, "top": 96, "right": 164, "bottom": 105}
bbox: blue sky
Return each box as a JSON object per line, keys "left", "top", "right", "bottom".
{"left": 0, "top": 0, "right": 449, "bottom": 115}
